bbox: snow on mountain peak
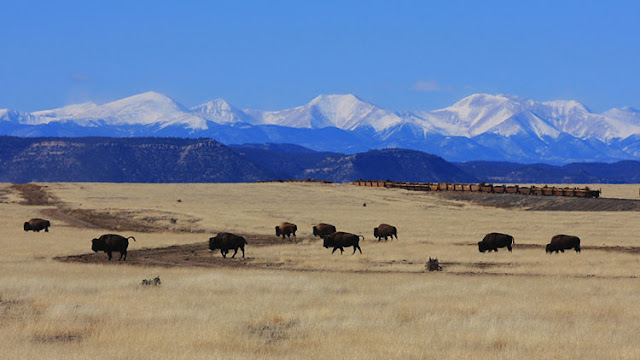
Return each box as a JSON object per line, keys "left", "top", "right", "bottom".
{"left": 191, "top": 98, "right": 254, "bottom": 125}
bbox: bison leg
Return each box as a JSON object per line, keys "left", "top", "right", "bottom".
{"left": 331, "top": 247, "right": 338, "bottom": 254}
{"left": 231, "top": 248, "right": 238, "bottom": 258}
{"left": 241, "top": 247, "right": 245, "bottom": 258}
{"left": 356, "top": 245, "right": 362, "bottom": 254}
{"left": 575, "top": 246, "right": 581, "bottom": 253}
{"left": 221, "top": 249, "right": 227, "bottom": 258}
{"left": 107, "top": 251, "right": 112, "bottom": 261}
{"left": 45, "top": 227, "right": 49, "bottom": 232}
{"left": 507, "top": 245, "right": 512, "bottom": 252}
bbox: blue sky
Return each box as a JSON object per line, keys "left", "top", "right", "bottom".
{"left": 1, "top": 0, "right": 639, "bottom": 112}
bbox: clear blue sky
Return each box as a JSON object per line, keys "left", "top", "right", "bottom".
{"left": 1, "top": 0, "right": 639, "bottom": 113}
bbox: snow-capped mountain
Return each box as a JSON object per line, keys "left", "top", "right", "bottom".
{"left": 244, "top": 94, "right": 404, "bottom": 131}
{"left": 2, "top": 91, "right": 640, "bottom": 163}
{"left": 191, "top": 98, "right": 254, "bottom": 125}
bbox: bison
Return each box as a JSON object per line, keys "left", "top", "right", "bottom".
{"left": 374, "top": 223, "right": 397, "bottom": 241}
{"left": 24, "top": 218, "right": 50, "bottom": 232}
{"left": 478, "top": 232, "right": 514, "bottom": 253}
{"left": 546, "top": 235, "right": 581, "bottom": 253}
{"left": 275, "top": 222, "right": 297, "bottom": 240}
{"left": 313, "top": 223, "right": 337, "bottom": 238}
{"left": 323, "top": 231, "right": 363, "bottom": 255}
{"left": 209, "top": 232, "right": 247, "bottom": 258}
{"left": 91, "top": 234, "right": 136, "bottom": 261}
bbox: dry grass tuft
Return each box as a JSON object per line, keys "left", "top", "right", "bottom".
{"left": 247, "top": 315, "right": 298, "bottom": 344}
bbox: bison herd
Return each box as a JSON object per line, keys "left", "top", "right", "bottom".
{"left": 23, "top": 217, "right": 582, "bottom": 261}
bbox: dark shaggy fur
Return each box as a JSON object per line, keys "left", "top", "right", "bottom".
{"left": 478, "top": 232, "right": 514, "bottom": 253}
{"left": 209, "top": 232, "right": 247, "bottom": 258}
{"left": 373, "top": 224, "right": 397, "bottom": 241}
{"left": 546, "top": 234, "right": 581, "bottom": 253}
{"left": 24, "top": 218, "right": 50, "bottom": 232}
{"left": 92, "top": 234, "right": 136, "bottom": 261}
{"left": 323, "top": 231, "right": 363, "bottom": 255}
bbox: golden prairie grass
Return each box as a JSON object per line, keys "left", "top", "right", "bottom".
{"left": 0, "top": 182, "right": 639, "bottom": 359}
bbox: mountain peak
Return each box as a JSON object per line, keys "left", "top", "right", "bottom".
{"left": 191, "top": 98, "right": 252, "bottom": 124}
{"left": 309, "top": 93, "right": 363, "bottom": 105}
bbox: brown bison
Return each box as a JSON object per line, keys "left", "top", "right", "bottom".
{"left": 92, "top": 234, "right": 136, "bottom": 261}
{"left": 323, "top": 231, "right": 363, "bottom": 255}
{"left": 546, "top": 235, "right": 581, "bottom": 253}
{"left": 24, "top": 218, "right": 50, "bottom": 232}
{"left": 313, "top": 223, "right": 336, "bottom": 238}
{"left": 374, "top": 223, "right": 397, "bottom": 241}
{"left": 275, "top": 222, "right": 297, "bottom": 240}
{"left": 478, "top": 232, "right": 514, "bottom": 253}
{"left": 209, "top": 232, "right": 247, "bottom": 258}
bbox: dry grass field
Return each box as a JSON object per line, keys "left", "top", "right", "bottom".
{"left": 1, "top": 182, "right": 639, "bottom": 359}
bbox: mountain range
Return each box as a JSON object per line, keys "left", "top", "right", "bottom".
{"left": 2, "top": 91, "right": 640, "bottom": 163}
{"left": 2, "top": 136, "right": 639, "bottom": 184}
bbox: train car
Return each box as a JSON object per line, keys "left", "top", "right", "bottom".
{"left": 493, "top": 185, "right": 506, "bottom": 193}
{"left": 505, "top": 185, "right": 519, "bottom": 194}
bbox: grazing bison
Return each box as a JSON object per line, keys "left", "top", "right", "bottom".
{"left": 209, "top": 232, "right": 247, "bottom": 258}
{"left": 478, "top": 232, "right": 515, "bottom": 253}
{"left": 313, "top": 223, "right": 336, "bottom": 238}
{"left": 323, "top": 231, "right": 363, "bottom": 255}
{"left": 546, "top": 234, "right": 581, "bottom": 253}
{"left": 275, "top": 222, "right": 297, "bottom": 240}
{"left": 91, "top": 234, "right": 136, "bottom": 261}
{"left": 23, "top": 218, "right": 50, "bottom": 232}
{"left": 374, "top": 223, "right": 397, "bottom": 241}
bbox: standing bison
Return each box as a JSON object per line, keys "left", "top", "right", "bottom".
{"left": 313, "top": 223, "right": 336, "bottom": 238}
{"left": 323, "top": 232, "right": 363, "bottom": 255}
{"left": 546, "top": 235, "right": 581, "bottom": 253}
{"left": 374, "top": 224, "right": 397, "bottom": 241}
{"left": 91, "top": 234, "right": 136, "bottom": 261}
{"left": 24, "top": 218, "right": 51, "bottom": 232}
{"left": 209, "top": 232, "right": 247, "bottom": 258}
{"left": 478, "top": 232, "right": 515, "bottom": 253}
{"left": 275, "top": 222, "right": 297, "bottom": 240}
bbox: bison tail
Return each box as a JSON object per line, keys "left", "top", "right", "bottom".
{"left": 358, "top": 235, "right": 365, "bottom": 241}
{"left": 127, "top": 236, "right": 137, "bottom": 242}
{"left": 243, "top": 238, "right": 248, "bottom": 244}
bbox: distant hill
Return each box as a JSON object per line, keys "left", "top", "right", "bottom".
{"left": 301, "top": 148, "right": 477, "bottom": 183}
{"left": 0, "top": 137, "right": 275, "bottom": 183}
{"left": 457, "top": 160, "right": 640, "bottom": 183}
{"left": 1, "top": 137, "right": 639, "bottom": 183}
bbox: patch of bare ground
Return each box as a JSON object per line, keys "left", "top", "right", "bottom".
{"left": 10, "top": 183, "right": 58, "bottom": 206}
{"left": 55, "top": 238, "right": 638, "bottom": 279}
{"left": 42, "top": 207, "right": 204, "bottom": 233}
{"left": 55, "top": 234, "right": 309, "bottom": 269}
{"left": 433, "top": 191, "right": 640, "bottom": 211}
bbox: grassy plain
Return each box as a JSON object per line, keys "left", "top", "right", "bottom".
{"left": 0, "top": 182, "right": 639, "bottom": 359}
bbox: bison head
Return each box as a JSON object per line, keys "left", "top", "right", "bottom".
{"left": 91, "top": 238, "right": 106, "bottom": 252}
{"left": 209, "top": 237, "right": 220, "bottom": 251}
{"left": 477, "top": 241, "right": 488, "bottom": 253}
{"left": 312, "top": 226, "right": 318, "bottom": 236}
{"left": 545, "top": 244, "right": 553, "bottom": 253}
{"left": 275, "top": 226, "right": 281, "bottom": 236}
{"left": 23, "top": 222, "right": 31, "bottom": 231}
{"left": 322, "top": 236, "right": 333, "bottom": 248}
{"left": 373, "top": 227, "right": 379, "bottom": 238}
